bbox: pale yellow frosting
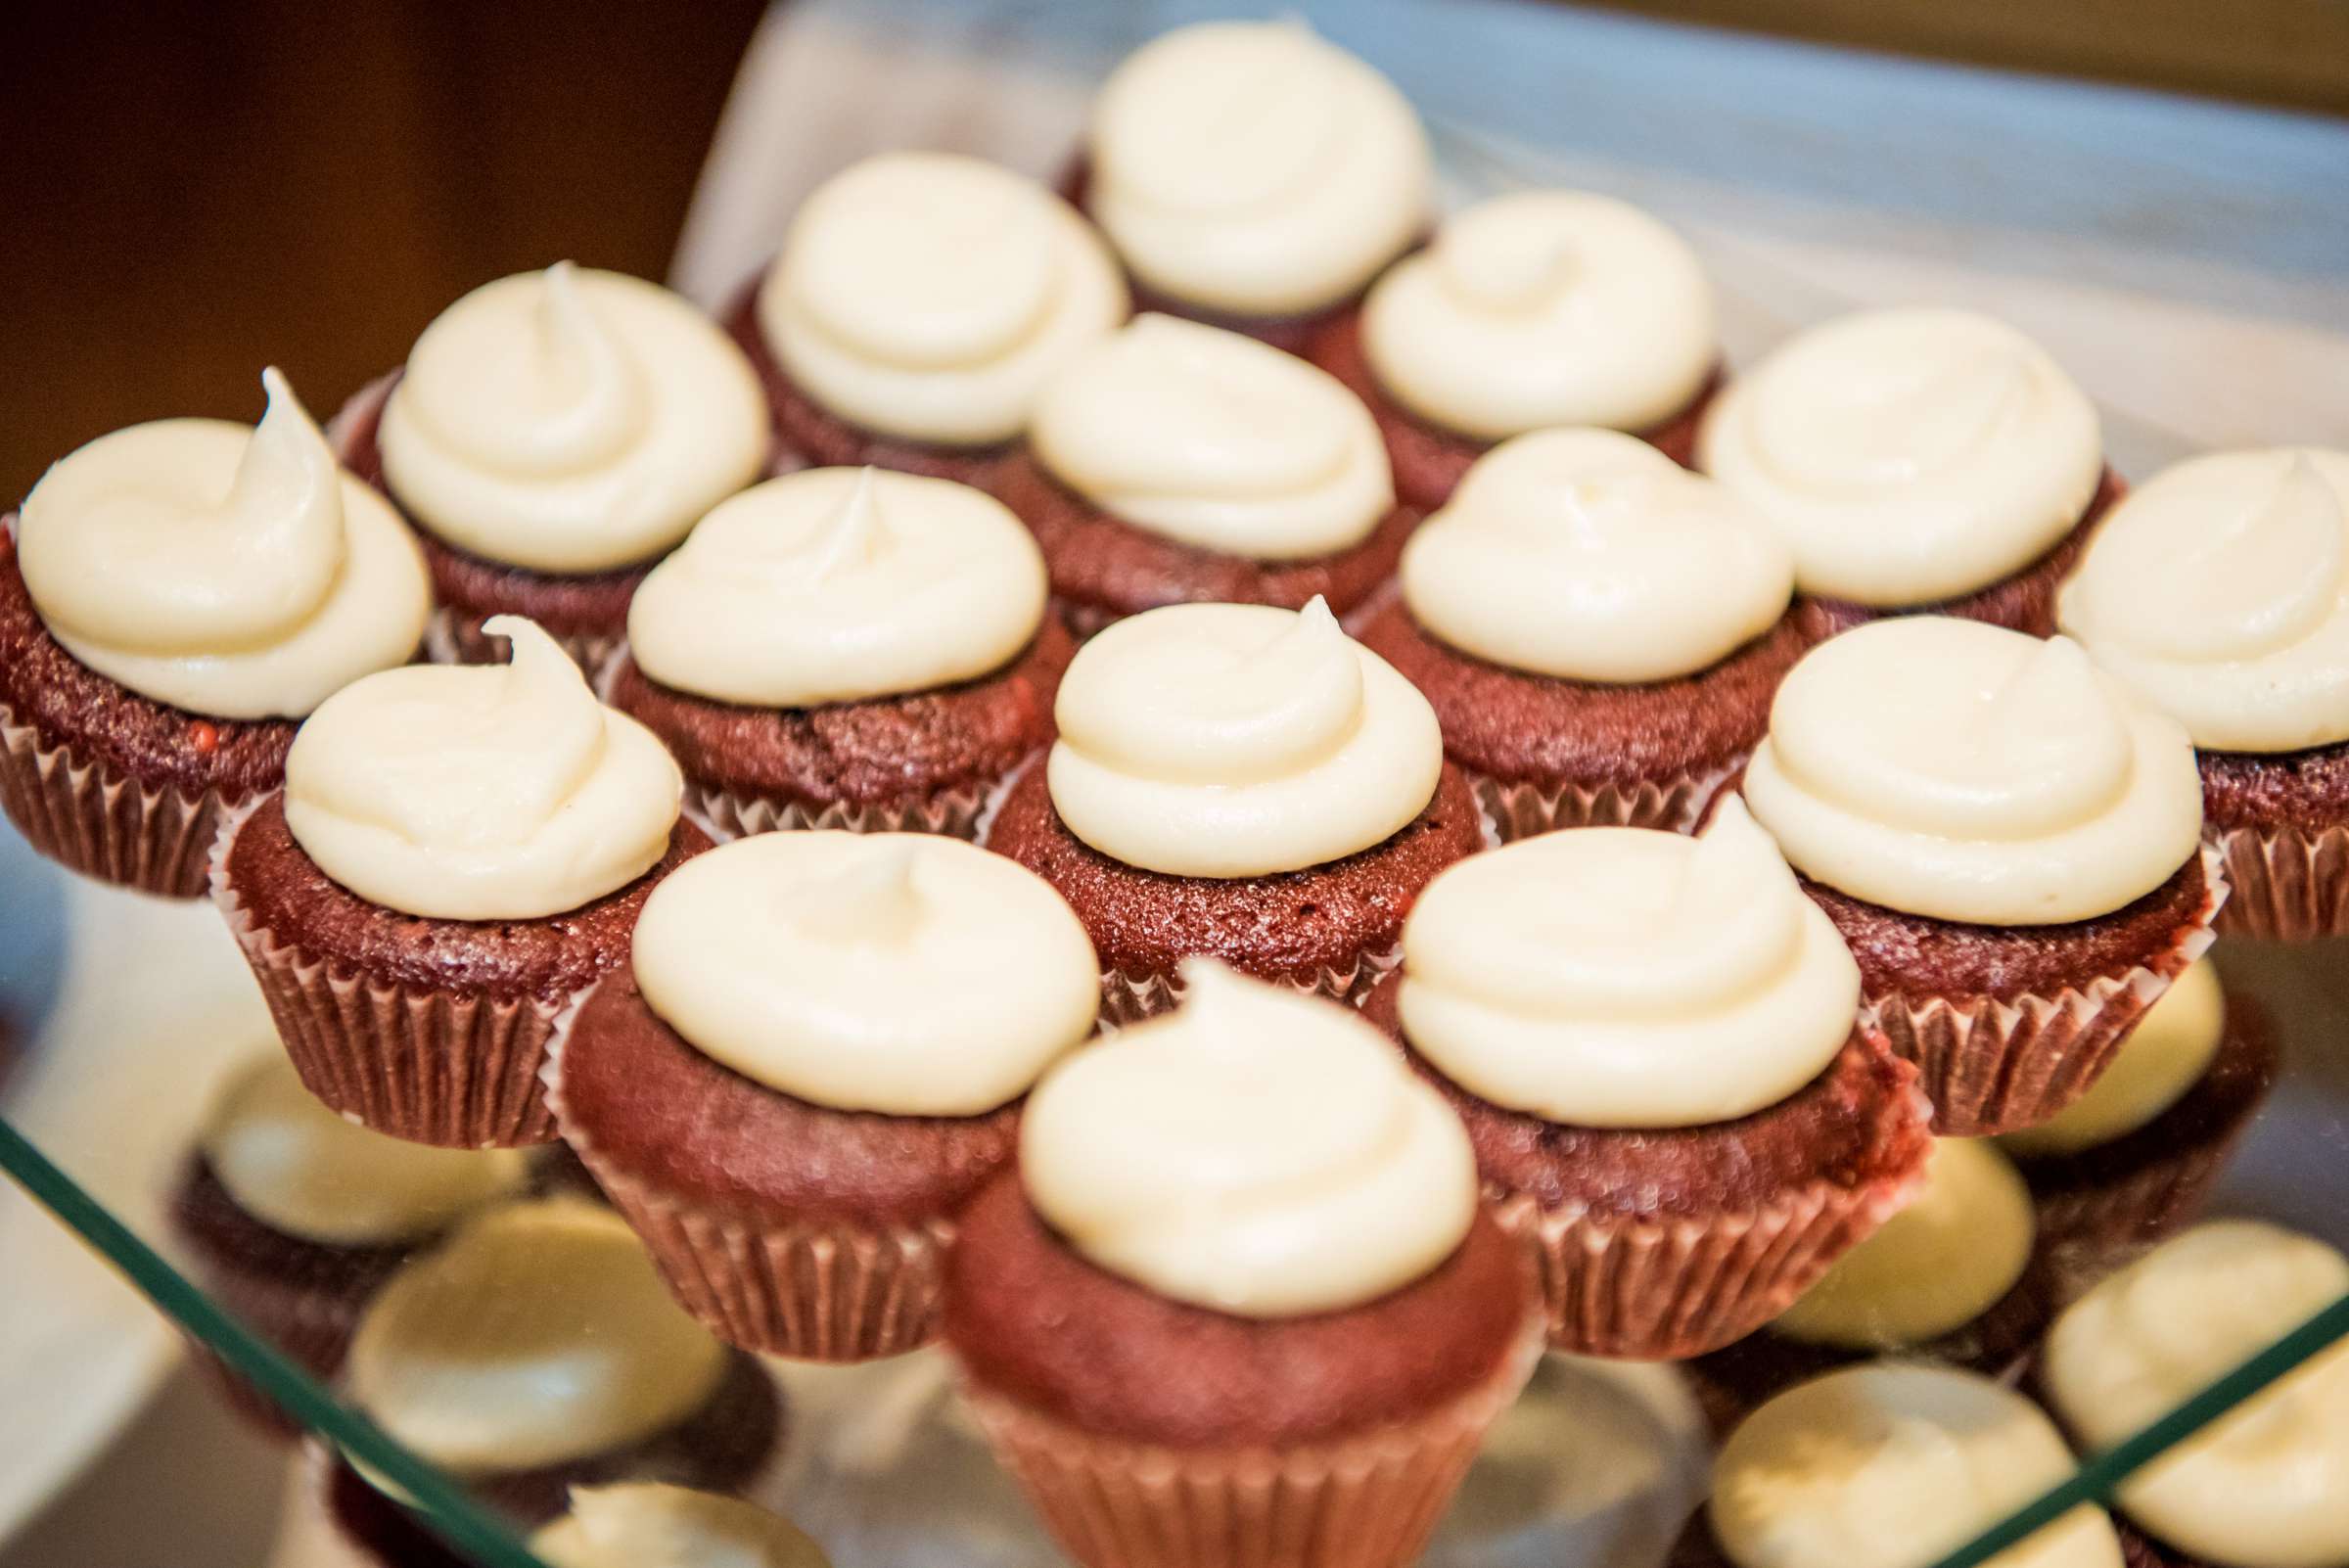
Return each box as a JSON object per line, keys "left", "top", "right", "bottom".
{"left": 1021, "top": 960, "right": 1476, "bottom": 1317}
{"left": 380, "top": 263, "right": 766, "bottom": 574}
{"left": 2058, "top": 448, "right": 2349, "bottom": 754}
{"left": 284, "top": 617, "right": 681, "bottom": 920}
{"left": 1771, "top": 1138, "right": 2035, "bottom": 1350}
{"left": 1397, "top": 800, "right": 1858, "bottom": 1127}
{"left": 1363, "top": 190, "right": 1716, "bottom": 438}
{"left": 1047, "top": 598, "right": 1442, "bottom": 877}
{"left": 1700, "top": 308, "right": 2103, "bottom": 606}
{"left": 17, "top": 369, "right": 430, "bottom": 719}
{"left": 1742, "top": 618, "right": 2205, "bottom": 925}
{"left": 625, "top": 467, "right": 1047, "bottom": 707}
{"left": 531, "top": 1486, "right": 830, "bottom": 1568}
{"left": 1030, "top": 314, "right": 1393, "bottom": 560}
{"left": 760, "top": 153, "right": 1127, "bottom": 446}
{"left": 1710, "top": 1363, "right": 2123, "bottom": 1568}
{"left": 199, "top": 1052, "right": 529, "bottom": 1246}
{"left": 2044, "top": 1222, "right": 2349, "bottom": 1568}
{"left": 2001, "top": 958, "right": 2226, "bottom": 1158}
{"left": 346, "top": 1201, "right": 728, "bottom": 1474}
{"left": 1399, "top": 428, "right": 1794, "bottom": 683}
{"left": 1086, "top": 20, "right": 1431, "bottom": 317}
{"left": 630, "top": 831, "right": 1097, "bottom": 1117}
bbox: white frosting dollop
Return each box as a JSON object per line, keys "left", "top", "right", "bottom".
{"left": 1771, "top": 1137, "right": 2036, "bottom": 1350}
{"left": 1021, "top": 960, "right": 1477, "bottom": 1316}
{"left": 1031, "top": 314, "right": 1394, "bottom": 560}
{"left": 626, "top": 467, "right": 1047, "bottom": 707}
{"left": 1742, "top": 618, "right": 2205, "bottom": 925}
{"left": 1363, "top": 190, "right": 1717, "bottom": 438}
{"left": 630, "top": 832, "right": 1098, "bottom": 1117}
{"left": 1700, "top": 308, "right": 2103, "bottom": 606}
{"left": 2001, "top": 958, "right": 2226, "bottom": 1158}
{"left": 285, "top": 617, "right": 681, "bottom": 920}
{"left": 1047, "top": 598, "right": 1442, "bottom": 877}
{"left": 1400, "top": 428, "right": 1794, "bottom": 682}
{"left": 2044, "top": 1222, "right": 2349, "bottom": 1568}
{"left": 1397, "top": 800, "right": 1859, "bottom": 1127}
{"left": 1710, "top": 1363, "right": 2123, "bottom": 1568}
{"left": 199, "top": 1051, "right": 529, "bottom": 1245}
{"left": 346, "top": 1201, "right": 728, "bottom": 1474}
{"left": 380, "top": 263, "right": 766, "bottom": 574}
{"left": 17, "top": 369, "right": 430, "bottom": 718}
{"left": 531, "top": 1486, "right": 831, "bottom": 1568}
{"left": 2059, "top": 448, "right": 2349, "bottom": 754}
{"left": 760, "top": 153, "right": 1127, "bottom": 447}
{"left": 1086, "top": 20, "right": 1431, "bottom": 317}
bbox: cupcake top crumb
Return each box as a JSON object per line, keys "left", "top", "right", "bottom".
{"left": 2001, "top": 957, "right": 2226, "bottom": 1158}
{"left": 530, "top": 1485, "right": 830, "bottom": 1568}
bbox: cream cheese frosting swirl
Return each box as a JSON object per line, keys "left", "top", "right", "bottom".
{"left": 1400, "top": 428, "right": 1794, "bottom": 682}
{"left": 531, "top": 1486, "right": 832, "bottom": 1568}
{"left": 1085, "top": 20, "right": 1431, "bottom": 318}
{"left": 760, "top": 153, "right": 1127, "bottom": 447}
{"left": 1742, "top": 617, "right": 2204, "bottom": 925}
{"left": 626, "top": 467, "right": 1047, "bottom": 707}
{"left": 347, "top": 1201, "right": 727, "bottom": 1475}
{"left": 1047, "top": 598, "right": 1442, "bottom": 877}
{"left": 2059, "top": 448, "right": 2349, "bottom": 754}
{"left": 1363, "top": 191, "right": 1717, "bottom": 438}
{"left": 17, "top": 368, "right": 430, "bottom": 718}
{"left": 1700, "top": 307, "right": 2103, "bottom": 606}
{"left": 631, "top": 831, "right": 1098, "bottom": 1117}
{"left": 285, "top": 616, "right": 681, "bottom": 920}
{"left": 1398, "top": 800, "right": 1858, "bottom": 1127}
{"left": 380, "top": 262, "right": 766, "bottom": 574}
{"left": 2044, "top": 1222, "right": 2349, "bottom": 1568}
{"left": 1709, "top": 1363, "right": 2123, "bottom": 1568}
{"left": 1031, "top": 313, "right": 1393, "bottom": 560}
{"left": 2001, "top": 958, "right": 2225, "bottom": 1158}
{"left": 1021, "top": 960, "right": 1476, "bottom": 1316}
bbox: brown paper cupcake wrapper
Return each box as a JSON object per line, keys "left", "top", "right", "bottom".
{"left": 1492, "top": 1078, "right": 1935, "bottom": 1360}
{"left": 1464, "top": 757, "right": 1741, "bottom": 843}
{"left": 0, "top": 697, "right": 242, "bottom": 899}
{"left": 1098, "top": 948, "right": 1403, "bottom": 1030}
{"left": 176, "top": 1266, "right": 365, "bottom": 1439}
{"left": 2208, "top": 820, "right": 2349, "bottom": 941}
{"left": 2029, "top": 1139, "right": 2246, "bottom": 1272}
{"left": 211, "top": 801, "right": 566, "bottom": 1149}
{"left": 958, "top": 1318, "right": 1543, "bottom": 1568}
{"left": 687, "top": 776, "right": 998, "bottom": 845}
{"left": 1867, "top": 846, "right": 2227, "bottom": 1137}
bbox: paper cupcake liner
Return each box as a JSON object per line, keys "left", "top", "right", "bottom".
{"left": 0, "top": 698, "right": 241, "bottom": 899}
{"left": 423, "top": 605, "right": 622, "bottom": 675}
{"left": 2028, "top": 1136, "right": 2249, "bottom": 1276}
{"left": 687, "top": 776, "right": 997, "bottom": 845}
{"left": 1490, "top": 1076, "right": 1935, "bottom": 1360}
{"left": 176, "top": 1266, "right": 364, "bottom": 1439}
{"left": 2208, "top": 820, "right": 2349, "bottom": 941}
{"left": 1098, "top": 948, "right": 1403, "bottom": 1030}
{"left": 1464, "top": 757, "right": 1740, "bottom": 843}
{"left": 1867, "top": 846, "right": 2226, "bottom": 1137}
{"left": 211, "top": 803, "right": 566, "bottom": 1149}
{"left": 958, "top": 1318, "right": 1543, "bottom": 1568}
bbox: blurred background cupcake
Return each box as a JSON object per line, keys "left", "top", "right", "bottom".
{"left": 530, "top": 1485, "right": 831, "bottom": 1568}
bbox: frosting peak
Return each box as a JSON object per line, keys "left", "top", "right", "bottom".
{"left": 1031, "top": 314, "right": 1394, "bottom": 560}
{"left": 285, "top": 617, "right": 681, "bottom": 919}
{"left": 1021, "top": 960, "right": 1477, "bottom": 1316}
{"left": 626, "top": 466, "right": 1047, "bottom": 707}
{"left": 1047, "top": 599, "right": 1442, "bottom": 877}
{"left": 1400, "top": 428, "right": 1794, "bottom": 682}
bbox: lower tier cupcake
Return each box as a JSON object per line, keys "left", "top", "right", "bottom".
{"left": 323, "top": 1480, "right": 833, "bottom": 1568}
{"left": 944, "top": 966, "right": 1541, "bottom": 1568}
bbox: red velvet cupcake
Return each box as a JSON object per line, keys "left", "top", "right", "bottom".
{"left": 602, "top": 466, "right": 1068, "bottom": 841}
{"left": 333, "top": 263, "right": 766, "bottom": 669}
{"left": 944, "top": 964, "right": 1542, "bottom": 1568}
{"left": 1700, "top": 307, "right": 2121, "bottom": 637}
{"left": 1308, "top": 190, "right": 1723, "bottom": 510}
{"left": 549, "top": 831, "right": 1098, "bottom": 1360}
{"left": 2, "top": 370, "right": 429, "bottom": 897}
{"left": 721, "top": 152, "right": 1127, "bottom": 494}
{"left": 214, "top": 619, "right": 704, "bottom": 1147}
{"left": 985, "top": 598, "right": 1483, "bottom": 1023}
{"left": 998, "top": 314, "right": 1416, "bottom": 635}
{"left": 1356, "top": 429, "right": 1812, "bottom": 840}
{"left": 2057, "top": 447, "right": 2349, "bottom": 939}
